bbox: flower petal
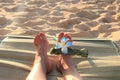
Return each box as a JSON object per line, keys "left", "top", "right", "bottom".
{"left": 55, "top": 42, "right": 61, "bottom": 49}
{"left": 65, "top": 41, "right": 72, "bottom": 47}
{"left": 61, "top": 37, "right": 69, "bottom": 42}
{"left": 61, "top": 47, "right": 68, "bottom": 54}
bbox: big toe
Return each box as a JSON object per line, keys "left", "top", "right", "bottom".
{"left": 58, "top": 32, "right": 64, "bottom": 42}
{"left": 39, "top": 32, "right": 46, "bottom": 41}
{"left": 34, "top": 33, "right": 41, "bottom": 47}
{"left": 39, "top": 32, "right": 48, "bottom": 46}
{"left": 64, "top": 34, "right": 72, "bottom": 42}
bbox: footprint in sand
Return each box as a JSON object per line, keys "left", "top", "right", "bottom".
{"left": 0, "top": 16, "right": 8, "bottom": 25}
{"left": 104, "top": 0, "right": 115, "bottom": 4}
{"left": 49, "top": 10, "right": 63, "bottom": 16}
{"left": 96, "top": 23, "right": 111, "bottom": 33}
{"left": 26, "top": 0, "right": 46, "bottom": 7}
{"left": 0, "top": 0, "right": 14, "bottom": 3}
{"left": 4, "top": 5, "right": 17, "bottom": 12}
{"left": 73, "top": 22, "right": 90, "bottom": 31}
{"left": 85, "top": 21, "right": 99, "bottom": 27}
{"left": 54, "top": 17, "right": 81, "bottom": 28}
{"left": 12, "top": 17, "right": 28, "bottom": 24}
{"left": 96, "top": 13, "right": 115, "bottom": 23}
{"left": 4, "top": 4, "right": 26, "bottom": 12}
{"left": 0, "top": 16, "right": 12, "bottom": 27}
{"left": 22, "top": 19, "right": 46, "bottom": 27}
{"left": 76, "top": 10, "right": 99, "bottom": 20}
{"left": 37, "top": 8, "right": 50, "bottom": 16}
{"left": 44, "top": 16, "right": 64, "bottom": 23}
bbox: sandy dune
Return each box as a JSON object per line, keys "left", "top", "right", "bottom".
{"left": 0, "top": 0, "right": 120, "bottom": 51}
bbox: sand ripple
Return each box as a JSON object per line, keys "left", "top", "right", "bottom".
{"left": 0, "top": 0, "right": 120, "bottom": 51}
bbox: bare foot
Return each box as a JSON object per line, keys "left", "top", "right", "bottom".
{"left": 57, "top": 32, "right": 82, "bottom": 80}
{"left": 26, "top": 32, "right": 52, "bottom": 80}
{"left": 58, "top": 55, "right": 82, "bottom": 80}
{"left": 34, "top": 32, "right": 52, "bottom": 73}
{"left": 57, "top": 32, "right": 72, "bottom": 42}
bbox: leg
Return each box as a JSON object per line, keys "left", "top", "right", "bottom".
{"left": 58, "top": 55, "right": 82, "bottom": 80}
{"left": 26, "top": 32, "right": 52, "bottom": 80}
{"left": 57, "top": 32, "right": 82, "bottom": 80}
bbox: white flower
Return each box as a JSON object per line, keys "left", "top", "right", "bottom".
{"left": 55, "top": 37, "right": 72, "bottom": 54}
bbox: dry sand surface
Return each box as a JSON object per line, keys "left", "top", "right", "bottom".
{"left": 0, "top": 0, "right": 120, "bottom": 52}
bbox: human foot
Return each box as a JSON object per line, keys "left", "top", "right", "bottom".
{"left": 34, "top": 32, "right": 52, "bottom": 73}
{"left": 57, "top": 32, "right": 72, "bottom": 42}
{"left": 55, "top": 32, "right": 72, "bottom": 54}
{"left": 57, "top": 32, "right": 82, "bottom": 80}
{"left": 57, "top": 55, "right": 82, "bottom": 80}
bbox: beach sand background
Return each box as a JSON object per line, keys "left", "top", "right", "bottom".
{"left": 0, "top": 0, "right": 120, "bottom": 52}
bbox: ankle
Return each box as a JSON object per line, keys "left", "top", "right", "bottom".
{"left": 34, "top": 55, "right": 42, "bottom": 64}
{"left": 62, "top": 66, "right": 81, "bottom": 80}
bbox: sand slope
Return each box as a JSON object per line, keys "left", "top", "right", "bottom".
{"left": 0, "top": 0, "right": 120, "bottom": 50}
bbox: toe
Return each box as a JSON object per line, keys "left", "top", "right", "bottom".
{"left": 39, "top": 32, "right": 47, "bottom": 41}
{"left": 34, "top": 34, "right": 41, "bottom": 47}
{"left": 39, "top": 32, "right": 48, "bottom": 46}
{"left": 58, "top": 32, "right": 64, "bottom": 42}
{"left": 64, "top": 34, "right": 72, "bottom": 42}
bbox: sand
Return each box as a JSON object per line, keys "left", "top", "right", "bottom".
{"left": 0, "top": 0, "right": 120, "bottom": 52}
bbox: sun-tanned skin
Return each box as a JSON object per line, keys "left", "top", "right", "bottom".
{"left": 57, "top": 32, "right": 82, "bottom": 80}
{"left": 26, "top": 32, "right": 82, "bottom": 80}
{"left": 26, "top": 32, "right": 52, "bottom": 80}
